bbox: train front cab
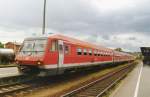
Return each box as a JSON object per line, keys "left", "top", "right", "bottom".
{"left": 15, "top": 37, "right": 47, "bottom": 74}
{"left": 15, "top": 37, "right": 65, "bottom": 76}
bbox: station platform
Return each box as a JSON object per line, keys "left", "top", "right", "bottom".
{"left": 0, "top": 67, "right": 20, "bottom": 78}
{"left": 109, "top": 62, "right": 143, "bottom": 97}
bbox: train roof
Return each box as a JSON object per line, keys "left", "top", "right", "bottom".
{"left": 23, "top": 34, "right": 133, "bottom": 57}
{"left": 49, "top": 34, "right": 112, "bottom": 51}
{"left": 114, "top": 51, "right": 133, "bottom": 56}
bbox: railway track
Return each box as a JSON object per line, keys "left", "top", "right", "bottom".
{"left": 0, "top": 62, "right": 136, "bottom": 97}
{"left": 0, "top": 83, "right": 31, "bottom": 96}
{"left": 0, "top": 74, "right": 70, "bottom": 97}
{"left": 61, "top": 63, "right": 135, "bottom": 97}
{"left": 0, "top": 77, "right": 50, "bottom": 97}
{"left": 0, "top": 73, "right": 44, "bottom": 97}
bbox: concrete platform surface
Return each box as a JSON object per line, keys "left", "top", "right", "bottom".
{"left": 109, "top": 62, "right": 143, "bottom": 97}
{"left": 0, "top": 67, "right": 20, "bottom": 78}
{"left": 138, "top": 63, "right": 150, "bottom": 97}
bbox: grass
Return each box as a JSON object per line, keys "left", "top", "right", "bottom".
{"left": 0, "top": 64, "right": 17, "bottom": 68}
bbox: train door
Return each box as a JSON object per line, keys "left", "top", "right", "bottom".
{"left": 112, "top": 51, "right": 115, "bottom": 63}
{"left": 58, "top": 40, "right": 64, "bottom": 69}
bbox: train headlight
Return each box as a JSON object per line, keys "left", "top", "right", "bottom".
{"left": 37, "top": 61, "right": 42, "bottom": 65}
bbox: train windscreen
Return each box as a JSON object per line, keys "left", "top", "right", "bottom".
{"left": 20, "top": 39, "right": 47, "bottom": 56}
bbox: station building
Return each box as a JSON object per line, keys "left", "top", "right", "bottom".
{"left": 4, "top": 42, "right": 21, "bottom": 53}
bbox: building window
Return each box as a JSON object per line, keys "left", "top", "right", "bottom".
{"left": 83, "top": 49, "right": 87, "bottom": 55}
{"left": 89, "top": 49, "right": 92, "bottom": 55}
{"left": 51, "top": 40, "right": 58, "bottom": 51}
{"left": 77, "top": 48, "right": 82, "bottom": 55}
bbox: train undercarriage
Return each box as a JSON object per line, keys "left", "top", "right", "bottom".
{"left": 18, "top": 60, "right": 133, "bottom": 77}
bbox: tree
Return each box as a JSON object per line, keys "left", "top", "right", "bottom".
{"left": 115, "top": 48, "right": 123, "bottom": 52}
{"left": 0, "top": 42, "right": 4, "bottom": 48}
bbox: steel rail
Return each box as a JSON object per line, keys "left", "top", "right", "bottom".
{"left": 61, "top": 64, "right": 135, "bottom": 97}
{"left": 0, "top": 83, "right": 31, "bottom": 96}
{"left": 0, "top": 62, "right": 136, "bottom": 97}
{"left": 0, "top": 74, "right": 39, "bottom": 96}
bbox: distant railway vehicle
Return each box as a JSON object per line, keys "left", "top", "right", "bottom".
{"left": 15, "top": 34, "right": 135, "bottom": 75}
{"left": 140, "top": 47, "right": 150, "bottom": 56}
{"left": 140, "top": 47, "right": 150, "bottom": 64}
{"left": 0, "top": 49, "right": 15, "bottom": 64}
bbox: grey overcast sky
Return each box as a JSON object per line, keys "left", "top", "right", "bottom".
{"left": 0, "top": 0, "right": 149, "bottom": 51}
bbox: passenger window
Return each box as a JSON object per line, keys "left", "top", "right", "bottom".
{"left": 99, "top": 52, "right": 102, "bottom": 56}
{"left": 83, "top": 49, "right": 87, "bottom": 55}
{"left": 104, "top": 52, "right": 107, "bottom": 56}
{"left": 64, "top": 45, "right": 69, "bottom": 54}
{"left": 107, "top": 52, "right": 109, "bottom": 56}
{"left": 94, "top": 50, "right": 97, "bottom": 56}
{"left": 89, "top": 49, "right": 92, "bottom": 55}
{"left": 77, "top": 48, "right": 82, "bottom": 55}
{"left": 104, "top": 52, "right": 105, "bottom": 56}
{"left": 108, "top": 52, "right": 111, "bottom": 56}
{"left": 59, "top": 44, "right": 63, "bottom": 51}
{"left": 101, "top": 51, "right": 104, "bottom": 56}
{"left": 51, "top": 40, "right": 58, "bottom": 51}
{"left": 105, "top": 52, "right": 107, "bottom": 56}
{"left": 98, "top": 51, "right": 100, "bottom": 56}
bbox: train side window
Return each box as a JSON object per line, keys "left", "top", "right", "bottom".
{"left": 108, "top": 52, "right": 110, "bottom": 56}
{"left": 51, "top": 40, "right": 58, "bottom": 51}
{"left": 101, "top": 51, "right": 104, "bottom": 56}
{"left": 107, "top": 52, "right": 110, "bottom": 56}
{"left": 99, "top": 51, "right": 102, "bottom": 56}
{"left": 89, "top": 49, "right": 92, "bottom": 55}
{"left": 64, "top": 45, "right": 69, "bottom": 54}
{"left": 102, "top": 52, "right": 105, "bottom": 56}
{"left": 109, "top": 53, "right": 111, "bottom": 56}
{"left": 77, "top": 48, "right": 82, "bottom": 55}
{"left": 83, "top": 49, "right": 87, "bottom": 55}
{"left": 104, "top": 52, "right": 106, "bottom": 56}
{"left": 59, "top": 44, "right": 63, "bottom": 51}
{"left": 94, "top": 50, "right": 97, "bottom": 56}
{"left": 98, "top": 51, "right": 100, "bottom": 56}
{"left": 105, "top": 52, "right": 107, "bottom": 56}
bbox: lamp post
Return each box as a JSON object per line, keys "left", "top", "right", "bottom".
{"left": 42, "top": 0, "right": 47, "bottom": 35}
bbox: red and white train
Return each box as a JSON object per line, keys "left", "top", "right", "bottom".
{"left": 15, "top": 34, "right": 135, "bottom": 76}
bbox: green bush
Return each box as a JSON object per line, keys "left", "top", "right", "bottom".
{"left": 0, "top": 42, "right": 4, "bottom": 48}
